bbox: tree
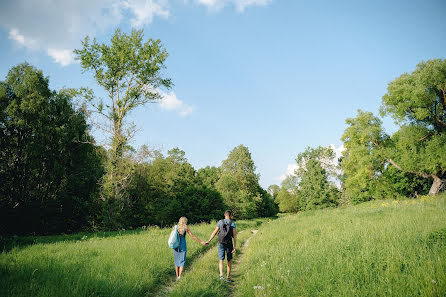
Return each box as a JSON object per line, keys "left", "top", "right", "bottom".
{"left": 275, "top": 176, "right": 299, "bottom": 212}
{"left": 381, "top": 59, "right": 446, "bottom": 194}
{"left": 74, "top": 29, "right": 172, "bottom": 227}
{"left": 341, "top": 110, "right": 387, "bottom": 203}
{"left": 0, "top": 63, "right": 102, "bottom": 235}
{"left": 341, "top": 110, "right": 432, "bottom": 203}
{"left": 216, "top": 145, "right": 277, "bottom": 218}
{"left": 295, "top": 146, "right": 339, "bottom": 209}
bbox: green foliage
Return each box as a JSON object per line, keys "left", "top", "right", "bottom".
{"left": 124, "top": 148, "right": 226, "bottom": 228}
{"left": 295, "top": 146, "right": 340, "bottom": 210}
{"left": 74, "top": 28, "right": 173, "bottom": 227}
{"left": 341, "top": 110, "right": 387, "bottom": 203}
{"left": 216, "top": 145, "right": 278, "bottom": 219}
{"left": 381, "top": 59, "right": 446, "bottom": 194}
{"left": 0, "top": 63, "right": 103, "bottom": 235}
{"left": 276, "top": 176, "right": 299, "bottom": 213}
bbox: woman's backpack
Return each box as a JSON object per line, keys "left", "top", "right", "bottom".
{"left": 168, "top": 225, "right": 180, "bottom": 249}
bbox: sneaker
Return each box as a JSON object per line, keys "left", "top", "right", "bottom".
{"left": 219, "top": 276, "right": 224, "bottom": 281}
{"left": 225, "top": 278, "right": 233, "bottom": 283}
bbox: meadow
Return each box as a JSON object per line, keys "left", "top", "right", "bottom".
{"left": 1, "top": 194, "right": 446, "bottom": 297}
{"left": 234, "top": 195, "right": 446, "bottom": 296}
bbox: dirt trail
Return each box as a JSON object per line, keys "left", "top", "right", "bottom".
{"left": 227, "top": 229, "right": 258, "bottom": 297}
{"left": 154, "top": 229, "right": 259, "bottom": 297}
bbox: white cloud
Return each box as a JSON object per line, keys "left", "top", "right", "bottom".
{"left": 47, "top": 48, "right": 76, "bottom": 67}
{"left": 8, "top": 28, "right": 37, "bottom": 49}
{"left": 196, "top": 0, "right": 272, "bottom": 12}
{"left": 158, "top": 90, "right": 195, "bottom": 116}
{"left": 0, "top": 0, "right": 170, "bottom": 66}
{"left": 277, "top": 163, "right": 299, "bottom": 182}
{"left": 123, "top": 0, "right": 170, "bottom": 28}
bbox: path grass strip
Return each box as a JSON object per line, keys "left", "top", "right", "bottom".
{"left": 234, "top": 195, "right": 446, "bottom": 297}
{"left": 166, "top": 219, "right": 269, "bottom": 297}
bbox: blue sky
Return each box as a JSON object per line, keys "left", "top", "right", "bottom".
{"left": 1, "top": 0, "right": 445, "bottom": 188}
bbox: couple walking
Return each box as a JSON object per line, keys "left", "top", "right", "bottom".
{"left": 171, "top": 210, "right": 237, "bottom": 282}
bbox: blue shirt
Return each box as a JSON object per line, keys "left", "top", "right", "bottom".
{"left": 217, "top": 219, "right": 236, "bottom": 229}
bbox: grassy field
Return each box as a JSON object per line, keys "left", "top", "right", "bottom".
{"left": 234, "top": 194, "right": 446, "bottom": 296}
{"left": 1, "top": 195, "right": 446, "bottom": 297}
{"left": 0, "top": 222, "right": 216, "bottom": 297}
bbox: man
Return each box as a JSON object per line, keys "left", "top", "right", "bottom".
{"left": 206, "top": 210, "right": 237, "bottom": 282}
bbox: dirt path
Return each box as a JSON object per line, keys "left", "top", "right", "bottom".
{"left": 227, "top": 229, "right": 258, "bottom": 297}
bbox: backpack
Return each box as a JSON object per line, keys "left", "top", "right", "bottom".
{"left": 218, "top": 220, "right": 233, "bottom": 246}
{"left": 168, "top": 225, "right": 180, "bottom": 249}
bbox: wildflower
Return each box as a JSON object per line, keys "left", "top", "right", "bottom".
{"left": 432, "top": 280, "right": 436, "bottom": 284}
{"left": 392, "top": 200, "right": 398, "bottom": 205}
{"left": 253, "top": 286, "right": 264, "bottom": 290}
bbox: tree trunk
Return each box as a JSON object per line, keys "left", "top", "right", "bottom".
{"left": 429, "top": 175, "right": 444, "bottom": 195}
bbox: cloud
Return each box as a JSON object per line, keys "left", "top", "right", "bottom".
{"left": 0, "top": 0, "right": 170, "bottom": 66}
{"left": 158, "top": 90, "right": 195, "bottom": 116}
{"left": 47, "top": 48, "right": 76, "bottom": 67}
{"left": 123, "top": 0, "right": 170, "bottom": 28}
{"left": 195, "top": 0, "right": 272, "bottom": 12}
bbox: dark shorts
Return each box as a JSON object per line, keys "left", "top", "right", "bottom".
{"left": 218, "top": 243, "right": 233, "bottom": 261}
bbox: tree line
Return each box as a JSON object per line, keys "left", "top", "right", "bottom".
{"left": 271, "top": 59, "right": 446, "bottom": 212}
{"left": 1, "top": 28, "right": 444, "bottom": 235}
{"left": 0, "top": 63, "right": 275, "bottom": 234}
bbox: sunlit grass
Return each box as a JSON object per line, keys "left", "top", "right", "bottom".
{"left": 167, "top": 218, "right": 268, "bottom": 297}
{"left": 234, "top": 194, "right": 446, "bottom": 297}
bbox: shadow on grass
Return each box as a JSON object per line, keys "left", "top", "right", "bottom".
{"left": 0, "top": 228, "right": 148, "bottom": 253}
{"left": 0, "top": 257, "right": 154, "bottom": 297}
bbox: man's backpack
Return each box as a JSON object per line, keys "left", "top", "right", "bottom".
{"left": 218, "top": 220, "right": 233, "bottom": 246}
{"left": 168, "top": 225, "right": 180, "bottom": 249}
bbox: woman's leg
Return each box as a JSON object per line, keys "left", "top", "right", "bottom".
{"left": 179, "top": 266, "right": 184, "bottom": 277}
{"left": 175, "top": 266, "right": 179, "bottom": 278}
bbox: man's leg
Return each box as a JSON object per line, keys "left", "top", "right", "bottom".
{"left": 219, "top": 260, "right": 224, "bottom": 277}
{"left": 226, "top": 260, "right": 232, "bottom": 278}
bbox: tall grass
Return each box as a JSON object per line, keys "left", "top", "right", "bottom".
{"left": 234, "top": 194, "right": 446, "bottom": 296}
{"left": 167, "top": 218, "right": 267, "bottom": 297}
{"left": 0, "top": 222, "right": 216, "bottom": 297}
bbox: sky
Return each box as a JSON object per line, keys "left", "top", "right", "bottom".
{"left": 1, "top": 0, "right": 445, "bottom": 188}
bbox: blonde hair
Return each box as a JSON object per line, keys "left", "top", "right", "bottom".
{"left": 177, "top": 217, "right": 188, "bottom": 236}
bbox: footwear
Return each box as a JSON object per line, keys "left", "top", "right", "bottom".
{"left": 220, "top": 276, "right": 224, "bottom": 281}
{"left": 225, "top": 278, "right": 233, "bottom": 283}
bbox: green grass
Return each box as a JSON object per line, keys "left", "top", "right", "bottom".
{"left": 234, "top": 194, "right": 446, "bottom": 297}
{"left": 2, "top": 195, "right": 446, "bottom": 297}
{"left": 0, "top": 222, "right": 216, "bottom": 297}
{"left": 167, "top": 218, "right": 269, "bottom": 297}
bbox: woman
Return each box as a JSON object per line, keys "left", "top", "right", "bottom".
{"left": 172, "top": 217, "right": 207, "bottom": 279}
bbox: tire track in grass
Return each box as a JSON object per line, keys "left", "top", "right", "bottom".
{"left": 153, "top": 243, "right": 218, "bottom": 297}
{"left": 227, "top": 230, "right": 258, "bottom": 297}
{"left": 161, "top": 223, "right": 264, "bottom": 297}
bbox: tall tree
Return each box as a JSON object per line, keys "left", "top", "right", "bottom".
{"left": 381, "top": 59, "right": 446, "bottom": 194}
{"left": 216, "top": 145, "right": 277, "bottom": 218}
{"left": 295, "top": 146, "right": 339, "bottom": 210}
{"left": 74, "top": 29, "right": 172, "bottom": 227}
{"left": 275, "top": 176, "right": 299, "bottom": 212}
{"left": 341, "top": 110, "right": 387, "bottom": 203}
{"left": 0, "top": 63, "right": 102, "bottom": 235}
